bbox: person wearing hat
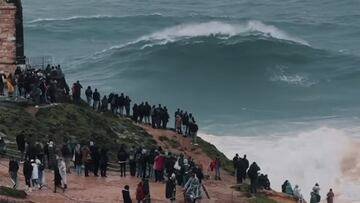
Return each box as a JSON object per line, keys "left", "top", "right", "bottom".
{"left": 310, "top": 183, "right": 321, "bottom": 203}
{"left": 166, "top": 173, "right": 177, "bottom": 203}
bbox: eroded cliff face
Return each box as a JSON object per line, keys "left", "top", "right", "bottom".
{"left": 0, "top": 0, "right": 16, "bottom": 74}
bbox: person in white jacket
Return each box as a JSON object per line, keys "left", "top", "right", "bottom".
{"left": 58, "top": 157, "right": 67, "bottom": 190}
{"left": 31, "top": 159, "right": 39, "bottom": 189}
{"left": 293, "top": 185, "right": 304, "bottom": 203}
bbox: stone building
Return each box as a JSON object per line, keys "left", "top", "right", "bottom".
{"left": 0, "top": 0, "right": 25, "bottom": 74}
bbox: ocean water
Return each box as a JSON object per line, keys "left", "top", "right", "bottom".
{"left": 23, "top": 0, "right": 360, "bottom": 201}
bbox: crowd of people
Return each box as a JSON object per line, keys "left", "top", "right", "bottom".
{"left": 1, "top": 65, "right": 337, "bottom": 203}
{"left": 0, "top": 65, "right": 69, "bottom": 104}
{"left": 232, "top": 153, "right": 335, "bottom": 203}
{"left": 281, "top": 178, "right": 335, "bottom": 203}
{"left": 80, "top": 82, "right": 199, "bottom": 145}
{"left": 232, "top": 154, "right": 267, "bottom": 194}
{"left": 7, "top": 130, "right": 211, "bottom": 202}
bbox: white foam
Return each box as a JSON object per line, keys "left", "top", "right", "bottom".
{"left": 27, "top": 13, "right": 163, "bottom": 24}
{"left": 143, "top": 20, "right": 309, "bottom": 46}
{"left": 28, "top": 15, "right": 114, "bottom": 23}
{"left": 96, "top": 20, "right": 309, "bottom": 55}
{"left": 198, "top": 127, "right": 360, "bottom": 202}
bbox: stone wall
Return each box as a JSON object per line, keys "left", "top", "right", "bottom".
{"left": 0, "top": 0, "right": 17, "bottom": 74}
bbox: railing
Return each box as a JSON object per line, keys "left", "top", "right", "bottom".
{"left": 26, "top": 56, "right": 54, "bottom": 69}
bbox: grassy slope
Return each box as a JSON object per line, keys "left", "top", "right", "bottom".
{"left": 0, "top": 103, "right": 157, "bottom": 160}
{"left": 197, "top": 137, "right": 234, "bottom": 173}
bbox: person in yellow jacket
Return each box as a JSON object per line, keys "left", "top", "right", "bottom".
{"left": 5, "top": 74, "right": 15, "bottom": 98}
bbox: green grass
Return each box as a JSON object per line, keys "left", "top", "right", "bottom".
{"left": 234, "top": 183, "right": 279, "bottom": 203}
{"left": 0, "top": 186, "right": 27, "bottom": 199}
{"left": 196, "top": 137, "right": 234, "bottom": 174}
{"left": 249, "top": 194, "right": 278, "bottom": 203}
{"left": 0, "top": 103, "right": 157, "bottom": 161}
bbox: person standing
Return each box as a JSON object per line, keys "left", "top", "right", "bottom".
{"left": 232, "top": 154, "right": 239, "bottom": 175}
{"left": 214, "top": 156, "right": 221, "bottom": 180}
{"left": 184, "top": 172, "right": 202, "bottom": 203}
{"left": 16, "top": 131, "right": 26, "bottom": 161}
{"left": 73, "top": 144, "right": 83, "bottom": 176}
{"left": 74, "top": 80, "right": 83, "bottom": 104}
{"left": 82, "top": 145, "right": 92, "bottom": 177}
{"left": 118, "top": 146, "right": 128, "bottom": 177}
{"left": 310, "top": 183, "right": 321, "bottom": 203}
{"left": 85, "top": 86, "right": 93, "bottom": 106}
{"left": 165, "top": 173, "right": 177, "bottom": 203}
{"left": 129, "top": 147, "right": 137, "bottom": 177}
{"left": 61, "top": 141, "right": 72, "bottom": 174}
{"left": 23, "top": 158, "right": 33, "bottom": 192}
{"left": 53, "top": 160, "right": 64, "bottom": 193}
{"left": 248, "top": 162, "right": 261, "bottom": 194}
{"left": 9, "top": 157, "right": 19, "bottom": 189}
{"left": 31, "top": 159, "right": 39, "bottom": 190}
{"left": 99, "top": 147, "right": 109, "bottom": 177}
{"left": 0, "top": 71, "right": 5, "bottom": 96}
{"left": 189, "top": 120, "right": 199, "bottom": 145}
{"left": 154, "top": 152, "right": 165, "bottom": 182}
{"left": 136, "top": 181, "right": 145, "bottom": 203}
{"left": 327, "top": 188, "right": 334, "bottom": 203}
{"left": 58, "top": 157, "right": 67, "bottom": 190}
{"left": 125, "top": 96, "right": 131, "bottom": 117}
{"left": 92, "top": 89, "right": 100, "bottom": 110}
{"left": 122, "top": 185, "right": 133, "bottom": 203}
{"left": 37, "top": 159, "right": 45, "bottom": 189}
{"left": 90, "top": 141, "right": 100, "bottom": 177}
{"left": 45, "top": 141, "right": 56, "bottom": 169}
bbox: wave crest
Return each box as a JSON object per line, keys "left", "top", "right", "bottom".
{"left": 27, "top": 13, "right": 163, "bottom": 24}
{"left": 142, "top": 20, "right": 309, "bottom": 46}
{"left": 98, "top": 20, "right": 309, "bottom": 55}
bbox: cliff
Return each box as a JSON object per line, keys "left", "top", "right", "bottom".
{"left": 0, "top": 101, "right": 298, "bottom": 203}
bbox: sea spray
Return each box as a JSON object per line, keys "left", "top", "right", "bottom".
{"left": 198, "top": 127, "right": 360, "bottom": 202}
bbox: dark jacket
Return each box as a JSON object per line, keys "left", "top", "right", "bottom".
{"left": 16, "top": 133, "right": 25, "bottom": 152}
{"left": 9, "top": 160, "right": 19, "bottom": 172}
{"left": 122, "top": 189, "right": 132, "bottom": 203}
{"left": 166, "top": 179, "right": 176, "bottom": 199}
{"left": 23, "top": 160, "right": 33, "bottom": 178}
{"left": 117, "top": 149, "right": 128, "bottom": 162}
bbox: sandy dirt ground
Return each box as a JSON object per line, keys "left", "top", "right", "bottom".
{"left": 0, "top": 125, "right": 247, "bottom": 203}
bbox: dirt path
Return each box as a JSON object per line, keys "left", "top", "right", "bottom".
{"left": 0, "top": 124, "right": 246, "bottom": 203}
{"left": 139, "top": 125, "right": 247, "bottom": 203}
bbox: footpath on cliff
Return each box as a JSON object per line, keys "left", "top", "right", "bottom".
{"left": 0, "top": 102, "right": 298, "bottom": 203}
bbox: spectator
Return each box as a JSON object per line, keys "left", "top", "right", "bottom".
{"left": 85, "top": 86, "right": 93, "bottom": 106}
{"left": 9, "top": 157, "right": 19, "bottom": 189}
{"left": 122, "top": 185, "right": 132, "bottom": 203}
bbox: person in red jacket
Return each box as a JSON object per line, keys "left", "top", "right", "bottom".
{"left": 154, "top": 152, "right": 166, "bottom": 182}
{"left": 136, "top": 181, "right": 145, "bottom": 203}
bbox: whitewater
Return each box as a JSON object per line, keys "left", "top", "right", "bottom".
{"left": 23, "top": 0, "right": 360, "bottom": 202}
